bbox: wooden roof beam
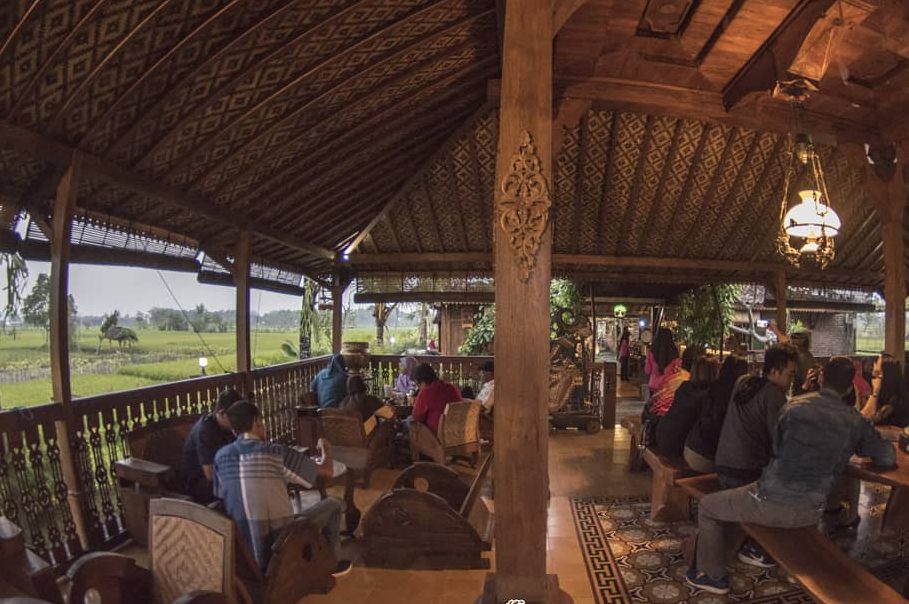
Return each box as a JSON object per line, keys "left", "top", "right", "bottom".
{"left": 557, "top": 75, "right": 879, "bottom": 144}
{"left": 348, "top": 251, "right": 871, "bottom": 281}
{"left": 0, "top": 120, "right": 335, "bottom": 262}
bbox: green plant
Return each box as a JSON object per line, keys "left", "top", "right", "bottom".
{"left": 458, "top": 305, "right": 495, "bottom": 355}
{"left": 676, "top": 284, "right": 740, "bottom": 351}
{"left": 1, "top": 252, "right": 28, "bottom": 322}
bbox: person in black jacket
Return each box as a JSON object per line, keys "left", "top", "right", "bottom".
{"left": 684, "top": 355, "right": 749, "bottom": 473}
{"left": 655, "top": 355, "right": 719, "bottom": 458}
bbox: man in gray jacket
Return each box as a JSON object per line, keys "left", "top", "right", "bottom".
{"left": 687, "top": 356, "right": 896, "bottom": 595}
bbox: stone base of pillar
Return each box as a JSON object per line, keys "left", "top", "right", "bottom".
{"left": 477, "top": 573, "right": 571, "bottom": 604}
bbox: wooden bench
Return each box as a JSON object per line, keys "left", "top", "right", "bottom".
{"left": 642, "top": 447, "right": 701, "bottom": 522}
{"left": 620, "top": 416, "right": 645, "bottom": 472}
{"left": 362, "top": 454, "right": 494, "bottom": 569}
{"left": 677, "top": 474, "right": 906, "bottom": 604}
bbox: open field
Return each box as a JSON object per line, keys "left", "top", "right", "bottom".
{"left": 0, "top": 326, "right": 419, "bottom": 408}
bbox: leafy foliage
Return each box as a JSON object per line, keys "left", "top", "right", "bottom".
{"left": 100, "top": 310, "right": 119, "bottom": 333}
{"left": 21, "top": 273, "right": 51, "bottom": 333}
{"left": 458, "top": 279, "right": 583, "bottom": 354}
{"left": 676, "top": 284, "right": 740, "bottom": 351}
{"left": 1, "top": 252, "right": 28, "bottom": 322}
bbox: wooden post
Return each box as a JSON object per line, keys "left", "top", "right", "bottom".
{"left": 485, "top": 0, "right": 560, "bottom": 599}
{"left": 49, "top": 154, "right": 92, "bottom": 550}
{"left": 849, "top": 143, "right": 907, "bottom": 361}
{"left": 234, "top": 231, "right": 252, "bottom": 386}
{"left": 331, "top": 272, "right": 350, "bottom": 354}
{"left": 773, "top": 271, "right": 787, "bottom": 332}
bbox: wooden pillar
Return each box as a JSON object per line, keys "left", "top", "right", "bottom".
{"left": 331, "top": 273, "right": 350, "bottom": 354}
{"left": 235, "top": 230, "right": 251, "bottom": 381}
{"left": 49, "top": 154, "right": 92, "bottom": 550}
{"left": 487, "top": 0, "right": 558, "bottom": 600}
{"left": 852, "top": 143, "right": 907, "bottom": 360}
{"left": 772, "top": 271, "right": 787, "bottom": 332}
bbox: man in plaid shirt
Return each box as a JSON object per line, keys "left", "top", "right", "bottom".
{"left": 213, "top": 400, "right": 352, "bottom": 576}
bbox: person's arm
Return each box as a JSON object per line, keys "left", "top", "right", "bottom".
{"left": 764, "top": 390, "right": 786, "bottom": 446}
{"left": 855, "top": 420, "right": 896, "bottom": 467}
{"left": 644, "top": 353, "right": 654, "bottom": 376}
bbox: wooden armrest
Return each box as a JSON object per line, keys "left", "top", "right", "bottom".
{"left": 114, "top": 458, "right": 171, "bottom": 488}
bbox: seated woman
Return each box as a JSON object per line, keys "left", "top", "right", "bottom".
{"left": 860, "top": 353, "right": 909, "bottom": 426}
{"left": 647, "top": 336, "right": 695, "bottom": 418}
{"left": 310, "top": 354, "right": 348, "bottom": 409}
{"left": 411, "top": 363, "right": 461, "bottom": 434}
{"left": 339, "top": 375, "right": 392, "bottom": 424}
{"left": 395, "top": 356, "right": 418, "bottom": 396}
{"left": 655, "top": 356, "right": 718, "bottom": 458}
{"left": 683, "top": 355, "right": 749, "bottom": 473}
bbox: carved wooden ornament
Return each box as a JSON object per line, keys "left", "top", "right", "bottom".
{"left": 497, "top": 130, "right": 552, "bottom": 282}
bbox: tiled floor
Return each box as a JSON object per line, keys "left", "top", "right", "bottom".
{"left": 1, "top": 380, "right": 649, "bottom": 604}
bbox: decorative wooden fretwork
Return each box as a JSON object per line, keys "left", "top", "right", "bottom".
{"left": 497, "top": 130, "right": 552, "bottom": 282}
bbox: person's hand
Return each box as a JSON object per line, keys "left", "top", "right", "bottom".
{"left": 316, "top": 438, "right": 331, "bottom": 459}
{"left": 803, "top": 367, "right": 820, "bottom": 392}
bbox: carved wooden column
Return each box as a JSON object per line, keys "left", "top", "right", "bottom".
{"left": 49, "top": 154, "right": 92, "bottom": 549}
{"left": 235, "top": 230, "right": 252, "bottom": 384}
{"left": 484, "top": 0, "right": 561, "bottom": 600}
{"left": 772, "top": 271, "right": 787, "bottom": 332}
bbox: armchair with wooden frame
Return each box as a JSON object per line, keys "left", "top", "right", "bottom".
{"left": 317, "top": 408, "right": 396, "bottom": 487}
{"left": 114, "top": 414, "right": 201, "bottom": 545}
{"left": 409, "top": 400, "right": 481, "bottom": 467}
{"left": 148, "top": 498, "right": 335, "bottom": 604}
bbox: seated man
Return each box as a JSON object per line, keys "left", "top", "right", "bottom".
{"left": 411, "top": 363, "right": 461, "bottom": 434}
{"left": 181, "top": 388, "right": 241, "bottom": 504}
{"left": 214, "top": 400, "right": 352, "bottom": 576}
{"left": 687, "top": 357, "right": 895, "bottom": 595}
{"left": 475, "top": 360, "right": 495, "bottom": 414}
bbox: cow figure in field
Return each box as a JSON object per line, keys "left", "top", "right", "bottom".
{"left": 98, "top": 326, "right": 139, "bottom": 352}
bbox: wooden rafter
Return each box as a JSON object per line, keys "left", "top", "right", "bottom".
{"left": 594, "top": 112, "right": 619, "bottom": 251}
{"left": 0, "top": 120, "right": 335, "bottom": 262}
{"left": 284, "top": 113, "right": 477, "bottom": 246}
{"left": 421, "top": 177, "right": 448, "bottom": 253}
{"left": 8, "top": 0, "right": 114, "bottom": 117}
{"left": 346, "top": 101, "right": 493, "bottom": 254}
{"left": 136, "top": 0, "right": 460, "bottom": 180}
{"left": 102, "top": 0, "right": 372, "bottom": 159}
{"left": 46, "top": 0, "right": 181, "bottom": 134}
{"left": 238, "top": 58, "right": 498, "bottom": 221}
{"left": 571, "top": 111, "right": 590, "bottom": 254}
{"left": 616, "top": 114, "right": 655, "bottom": 256}
{"left": 0, "top": 0, "right": 43, "bottom": 64}
{"left": 197, "top": 9, "right": 495, "bottom": 200}
{"left": 552, "top": 0, "right": 593, "bottom": 35}
{"left": 722, "top": 0, "right": 836, "bottom": 110}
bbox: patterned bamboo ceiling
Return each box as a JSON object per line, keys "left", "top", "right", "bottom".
{"left": 0, "top": 0, "right": 907, "bottom": 293}
{"left": 356, "top": 105, "right": 885, "bottom": 290}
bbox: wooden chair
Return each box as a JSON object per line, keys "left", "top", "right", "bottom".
{"left": 678, "top": 474, "right": 906, "bottom": 604}
{"left": 317, "top": 408, "right": 395, "bottom": 487}
{"left": 362, "top": 454, "right": 494, "bottom": 569}
{"left": 114, "top": 415, "right": 200, "bottom": 544}
{"left": 149, "top": 498, "right": 335, "bottom": 604}
{"left": 409, "top": 401, "right": 481, "bottom": 466}
{"left": 642, "top": 447, "right": 702, "bottom": 522}
{"left": 65, "top": 552, "right": 152, "bottom": 604}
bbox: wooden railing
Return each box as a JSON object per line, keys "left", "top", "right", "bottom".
{"left": 0, "top": 356, "right": 329, "bottom": 564}
{"left": 367, "top": 354, "right": 493, "bottom": 397}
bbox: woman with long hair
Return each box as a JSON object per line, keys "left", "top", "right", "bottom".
{"left": 646, "top": 329, "right": 688, "bottom": 417}
{"left": 644, "top": 327, "right": 679, "bottom": 396}
{"left": 656, "top": 356, "right": 720, "bottom": 457}
{"left": 861, "top": 354, "right": 909, "bottom": 426}
{"left": 619, "top": 326, "right": 631, "bottom": 381}
{"left": 684, "top": 355, "right": 750, "bottom": 473}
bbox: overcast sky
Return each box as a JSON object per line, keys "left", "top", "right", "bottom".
{"left": 4, "top": 261, "right": 307, "bottom": 316}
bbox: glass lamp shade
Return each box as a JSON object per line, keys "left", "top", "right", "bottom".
{"left": 783, "top": 190, "right": 841, "bottom": 238}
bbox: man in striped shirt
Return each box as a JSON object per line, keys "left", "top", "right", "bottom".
{"left": 213, "top": 400, "right": 351, "bottom": 576}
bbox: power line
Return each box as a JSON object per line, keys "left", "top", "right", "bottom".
{"left": 155, "top": 271, "right": 227, "bottom": 373}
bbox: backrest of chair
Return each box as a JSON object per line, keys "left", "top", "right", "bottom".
{"left": 548, "top": 365, "right": 577, "bottom": 413}
{"left": 149, "top": 498, "right": 235, "bottom": 604}
{"left": 126, "top": 415, "right": 200, "bottom": 468}
{"left": 318, "top": 409, "right": 366, "bottom": 448}
{"left": 438, "top": 401, "right": 480, "bottom": 448}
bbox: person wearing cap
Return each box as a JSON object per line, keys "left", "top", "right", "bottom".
{"left": 476, "top": 360, "right": 495, "bottom": 413}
